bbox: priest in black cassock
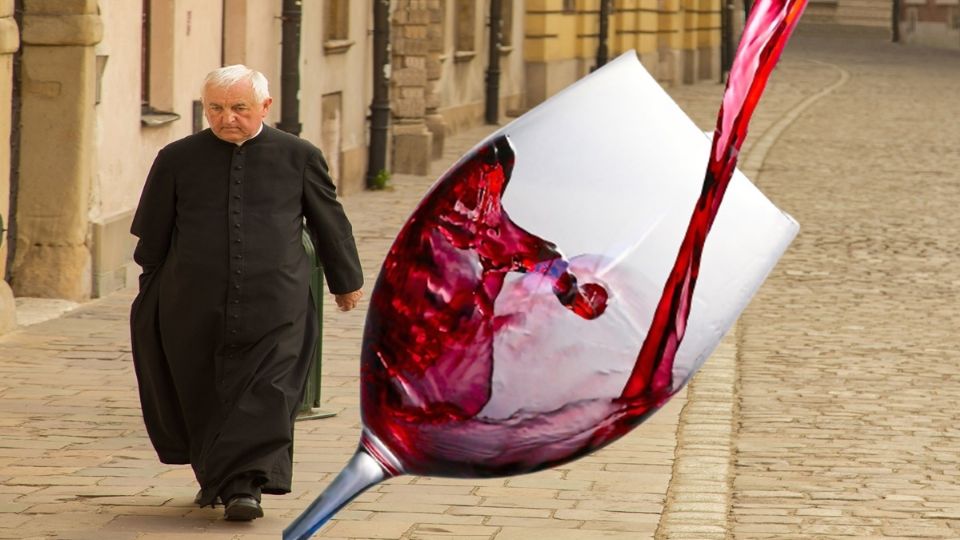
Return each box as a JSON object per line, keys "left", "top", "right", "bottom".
{"left": 130, "top": 65, "right": 364, "bottom": 522}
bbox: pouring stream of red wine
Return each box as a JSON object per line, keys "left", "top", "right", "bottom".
{"left": 620, "top": 0, "right": 808, "bottom": 400}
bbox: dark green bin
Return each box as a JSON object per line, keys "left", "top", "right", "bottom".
{"left": 298, "top": 229, "right": 336, "bottom": 421}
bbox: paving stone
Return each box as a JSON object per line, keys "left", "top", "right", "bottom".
{"left": 409, "top": 523, "right": 498, "bottom": 537}
{"left": 479, "top": 496, "right": 575, "bottom": 510}
{"left": 367, "top": 511, "right": 485, "bottom": 524}
{"left": 447, "top": 506, "right": 552, "bottom": 518}
{"left": 579, "top": 520, "right": 658, "bottom": 533}
{"left": 554, "top": 509, "right": 661, "bottom": 523}
{"left": 321, "top": 519, "right": 413, "bottom": 538}
{"left": 484, "top": 516, "right": 582, "bottom": 529}
{"left": 495, "top": 527, "right": 637, "bottom": 539}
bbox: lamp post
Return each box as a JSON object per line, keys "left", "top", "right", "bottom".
{"left": 6, "top": 0, "right": 23, "bottom": 280}
{"left": 277, "top": 0, "right": 302, "bottom": 136}
{"left": 366, "top": 0, "right": 391, "bottom": 188}
{"left": 485, "top": 0, "right": 503, "bottom": 125}
{"left": 892, "top": 0, "right": 901, "bottom": 42}
{"left": 720, "top": 0, "right": 734, "bottom": 81}
{"left": 596, "top": 0, "right": 611, "bottom": 69}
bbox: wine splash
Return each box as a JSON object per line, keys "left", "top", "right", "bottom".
{"left": 285, "top": 0, "right": 807, "bottom": 537}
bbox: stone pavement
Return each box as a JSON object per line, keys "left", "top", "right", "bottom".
{"left": 2, "top": 24, "right": 959, "bottom": 540}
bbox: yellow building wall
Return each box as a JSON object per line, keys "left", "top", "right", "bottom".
{"left": 524, "top": 0, "right": 723, "bottom": 62}
{"left": 524, "top": 0, "right": 722, "bottom": 106}
{"left": 525, "top": 0, "right": 581, "bottom": 62}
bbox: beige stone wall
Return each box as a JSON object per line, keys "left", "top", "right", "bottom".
{"left": 900, "top": 20, "right": 960, "bottom": 49}
{"left": 223, "top": 0, "right": 280, "bottom": 127}
{"left": 151, "top": 0, "right": 223, "bottom": 153}
{"left": 84, "top": 0, "right": 222, "bottom": 298}
{"left": 429, "top": 1, "right": 527, "bottom": 134}
{"left": 501, "top": 0, "right": 528, "bottom": 111}
{"left": 835, "top": 0, "right": 892, "bottom": 27}
{"left": 92, "top": 0, "right": 144, "bottom": 222}
{"left": 0, "top": 0, "right": 18, "bottom": 333}
{"left": 436, "top": 1, "right": 491, "bottom": 132}
{"left": 300, "top": 1, "right": 372, "bottom": 195}
{"left": 896, "top": 0, "right": 959, "bottom": 49}
{"left": 89, "top": 0, "right": 140, "bottom": 297}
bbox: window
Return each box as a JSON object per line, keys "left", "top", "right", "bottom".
{"left": 325, "top": 0, "right": 349, "bottom": 42}
{"left": 454, "top": 0, "right": 475, "bottom": 52}
{"left": 563, "top": 0, "right": 576, "bottom": 13}
{"left": 141, "top": 0, "right": 179, "bottom": 125}
{"left": 324, "top": 0, "right": 352, "bottom": 54}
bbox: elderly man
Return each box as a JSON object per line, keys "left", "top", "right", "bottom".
{"left": 130, "top": 65, "right": 363, "bottom": 521}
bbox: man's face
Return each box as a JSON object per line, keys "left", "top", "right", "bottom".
{"left": 203, "top": 81, "right": 272, "bottom": 143}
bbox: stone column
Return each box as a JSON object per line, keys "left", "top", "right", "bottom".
{"left": 696, "top": 0, "right": 722, "bottom": 81}
{"left": 658, "top": 0, "right": 684, "bottom": 86}
{"left": 682, "top": 0, "right": 720, "bottom": 82}
{"left": 423, "top": 0, "right": 445, "bottom": 159}
{"left": 0, "top": 0, "right": 19, "bottom": 332}
{"left": 11, "top": 0, "right": 101, "bottom": 300}
{"left": 391, "top": 0, "right": 433, "bottom": 175}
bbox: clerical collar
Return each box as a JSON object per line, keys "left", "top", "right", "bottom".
{"left": 236, "top": 123, "right": 264, "bottom": 146}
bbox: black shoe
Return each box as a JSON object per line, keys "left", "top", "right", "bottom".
{"left": 194, "top": 489, "right": 221, "bottom": 506}
{"left": 224, "top": 495, "right": 264, "bottom": 521}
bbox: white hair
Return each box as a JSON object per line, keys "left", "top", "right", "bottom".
{"left": 202, "top": 64, "right": 270, "bottom": 102}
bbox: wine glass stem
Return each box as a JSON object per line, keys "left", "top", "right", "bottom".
{"left": 283, "top": 446, "right": 390, "bottom": 540}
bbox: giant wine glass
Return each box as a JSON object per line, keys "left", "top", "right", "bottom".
{"left": 286, "top": 0, "right": 808, "bottom": 537}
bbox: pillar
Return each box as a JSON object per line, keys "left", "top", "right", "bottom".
{"left": 11, "top": 0, "right": 102, "bottom": 300}
{"left": 391, "top": 0, "right": 433, "bottom": 175}
{"left": 423, "top": 0, "right": 445, "bottom": 159}
{"left": 0, "top": 0, "right": 19, "bottom": 332}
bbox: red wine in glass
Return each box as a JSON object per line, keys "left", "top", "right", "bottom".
{"left": 285, "top": 0, "right": 808, "bottom": 537}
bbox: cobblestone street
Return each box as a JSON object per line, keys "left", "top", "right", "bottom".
{"left": 730, "top": 27, "right": 960, "bottom": 538}
{"left": 1, "top": 25, "right": 958, "bottom": 539}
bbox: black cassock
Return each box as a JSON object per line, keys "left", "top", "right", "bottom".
{"left": 130, "top": 126, "right": 363, "bottom": 505}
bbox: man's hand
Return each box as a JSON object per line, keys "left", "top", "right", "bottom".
{"left": 334, "top": 289, "right": 363, "bottom": 312}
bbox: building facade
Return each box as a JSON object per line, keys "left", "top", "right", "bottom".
{"left": 0, "top": 0, "right": 727, "bottom": 333}
{"left": 897, "top": 0, "right": 960, "bottom": 48}
{"left": 805, "top": 0, "right": 892, "bottom": 28}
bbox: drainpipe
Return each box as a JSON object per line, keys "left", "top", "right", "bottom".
{"left": 276, "top": 0, "right": 302, "bottom": 136}
{"left": 596, "top": 0, "right": 611, "bottom": 69}
{"left": 891, "top": 0, "right": 900, "bottom": 42}
{"left": 220, "top": 0, "right": 226, "bottom": 65}
{"left": 366, "top": 0, "right": 391, "bottom": 189}
{"left": 485, "top": 0, "right": 503, "bottom": 125}
{"left": 5, "top": 0, "right": 23, "bottom": 282}
{"left": 720, "top": 0, "right": 733, "bottom": 82}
